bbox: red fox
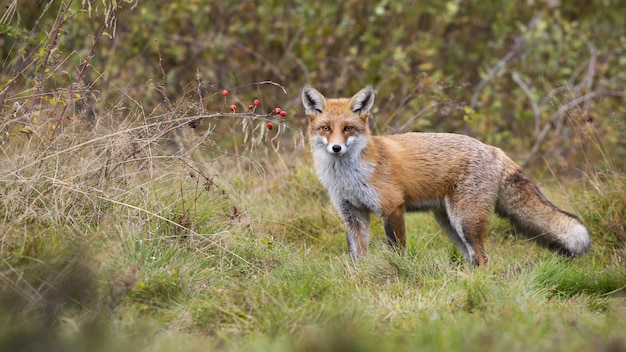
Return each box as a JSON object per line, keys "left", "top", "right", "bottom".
{"left": 301, "top": 84, "right": 590, "bottom": 265}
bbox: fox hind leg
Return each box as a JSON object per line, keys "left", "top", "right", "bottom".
{"left": 433, "top": 210, "right": 474, "bottom": 262}
{"left": 435, "top": 202, "right": 489, "bottom": 265}
{"left": 455, "top": 214, "right": 488, "bottom": 266}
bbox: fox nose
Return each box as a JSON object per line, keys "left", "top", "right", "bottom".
{"left": 331, "top": 145, "right": 342, "bottom": 153}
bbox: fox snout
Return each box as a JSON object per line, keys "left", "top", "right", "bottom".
{"left": 320, "top": 135, "right": 365, "bottom": 156}
{"left": 328, "top": 143, "right": 346, "bottom": 155}
{"left": 311, "top": 135, "right": 350, "bottom": 156}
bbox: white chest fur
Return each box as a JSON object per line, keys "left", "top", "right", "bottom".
{"left": 312, "top": 146, "right": 382, "bottom": 216}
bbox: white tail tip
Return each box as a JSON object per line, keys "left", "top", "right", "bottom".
{"left": 564, "top": 223, "right": 591, "bottom": 255}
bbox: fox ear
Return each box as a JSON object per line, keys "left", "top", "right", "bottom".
{"left": 302, "top": 84, "right": 326, "bottom": 116}
{"left": 349, "top": 85, "right": 375, "bottom": 115}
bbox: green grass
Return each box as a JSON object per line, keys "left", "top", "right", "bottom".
{"left": 0, "top": 118, "right": 625, "bottom": 352}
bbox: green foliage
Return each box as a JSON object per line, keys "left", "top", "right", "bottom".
{"left": 0, "top": 1, "right": 625, "bottom": 351}
{"left": 2, "top": 1, "right": 625, "bottom": 172}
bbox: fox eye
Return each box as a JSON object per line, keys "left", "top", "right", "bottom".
{"left": 344, "top": 126, "right": 354, "bottom": 131}
{"left": 321, "top": 126, "right": 331, "bottom": 131}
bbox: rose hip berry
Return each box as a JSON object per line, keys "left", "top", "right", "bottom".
{"left": 230, "top": 104, "right": 237, "bottom": 112}
{"left": 274, "top": 107, "right": 282, "bottom": 114}
{"left": 253, "top": 99, "right": 260, "bottom": 106}
{"left": 267, "top": 123, "right": 273, "bottom": 130}
{"left": 279, "top": 110, "right": 287, "bottom": 117}
{"left": 222, "top": 90, "right": 228, "bottom": 97}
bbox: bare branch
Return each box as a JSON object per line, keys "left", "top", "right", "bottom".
{"left": 470, "top": 16, "right": 536, "bottom": 111}
{"left": 522, "top": 89, "right": 625, "bottom": 167}
{"left": 511, "top": 72, "right": 541, "bottom": 136}
{"left": 195, "top": 69, "right": 206, "bottom": 116}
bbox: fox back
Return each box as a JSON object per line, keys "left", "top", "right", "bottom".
{"left": 302, "top": 84, "right": 590, "bottom": 265}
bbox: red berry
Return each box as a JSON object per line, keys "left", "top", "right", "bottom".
{"left": 230, "top": 104, "right": 237, "bottom": 112}
{"left": 266, "top": 123, "right": 273, "bottom": 130}
{"left": 279, "top": 110, "right": 287, "bottom": 117}
{"left": 253, "top": 99, "right": 260, "bottom": 106}
{"left": 274, "top": 107, "right": 282, "bottom": 114}
{"left": 222, "top": 90, "right": 228, "bottom": 97}
{"left": 248, "top": 105, "right": 253, "bottom": 110}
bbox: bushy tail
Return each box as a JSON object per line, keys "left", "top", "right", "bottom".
{"left": 495, "top": 166, "right": 590, "bottom": 256}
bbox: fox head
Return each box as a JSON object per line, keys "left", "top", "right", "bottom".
{"left": 301, "top": 85, "right": 375, "bottom": 156}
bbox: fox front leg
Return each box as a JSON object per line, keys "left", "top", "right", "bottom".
{"left": 338, "top": 202, "right": 372, "bottom": 260}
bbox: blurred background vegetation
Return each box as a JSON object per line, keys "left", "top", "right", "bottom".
{"left": 2, "top": 0, "right": 625, "bottom": 174}
{"left": 1, "top": 2, "right": 625, "bottom": 351}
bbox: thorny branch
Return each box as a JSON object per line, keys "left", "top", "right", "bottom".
{"left": 53, "top": 0, "right": 125, "bottom": 134}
